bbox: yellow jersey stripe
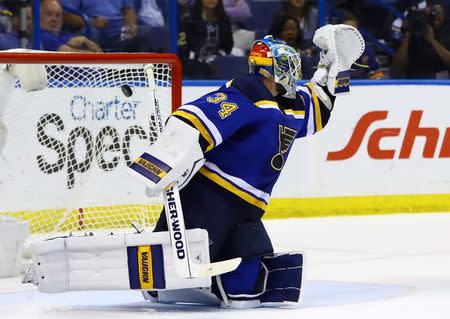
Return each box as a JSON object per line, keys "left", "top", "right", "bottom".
{"left": 306, "top": 82, "right": 323, "bottom": 131}
{"left": 199, "top": 167, "right": 267, "bottom": 211}
{"left": 172, "top": 109, "right": 215, "bottom": 152}
{"left": 284, "top": 109, "right": 306, "bottom": 116}
{"left": 255, "top": 100, "right": 278, "bottom": 107}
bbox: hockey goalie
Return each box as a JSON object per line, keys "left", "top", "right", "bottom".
{"left": 26, "top": 25, "right": 364, "bottom": 308}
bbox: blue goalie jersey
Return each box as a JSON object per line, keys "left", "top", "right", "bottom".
{"left": 172, "top": 75, "right": 332, "bottom": 212}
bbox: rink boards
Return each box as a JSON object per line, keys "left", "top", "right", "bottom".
{"left": 1, "top": 81, "right": 449, "bottom": 226}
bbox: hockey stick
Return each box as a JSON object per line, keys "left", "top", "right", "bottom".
{"left": 143, "top": 64, "right": 241, "bottom": 278}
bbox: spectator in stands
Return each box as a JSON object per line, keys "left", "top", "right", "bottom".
{"left": 223, "top": 0, "right": 254, "bottom": 56}
{"left": 177, "top": 0, "right": 190, "bottom": 18}
{"left": 339, "top": 10, "right": 385, "bottom": 79}
{"left": 177, "top": 0, "right": 191, "bottom": 30}
{"left": 134, "top": 0, "right": 164, "bottom": 28}
{"left": 185, "top": 0, "right": 254, "bottom": 28}
{"left": 268, "top": 13, "right": 320, "bottom": 79}
{"left": 178, "top": 0, "right": 234, "bottom": 78}
{"left": 40, "top": 0, "right": 101, "bottom": 52}
{"left": 269, "top": 13, "right": 314, "bottom": 79}
{"left": 345, "top": 0, "right": 391, "bottom": 40}
{"left": 272, "top": 0, "right": 317, "bottom": 45}
{"left": 133, "top": 0, "right": 166, "bottom": 51}
{"left": 269, "top": 14, "right": 303, "bottom": 52}
{"left": 391, "top": 1, "right": 427, "bottom": 42}
{"left": 60, "top": 0, "right": 139, "bottom": 51}
{"left": 391, "top": 0, "right": 450, "bottom": 78}
{"left": 223, "top": 0, "right": 251, "bottom": 32}
{"left": 0, "top": 3, "right": 12, "bottom": 34}
{"left": 0, "top": 2, "right": 32, "bottom": 50}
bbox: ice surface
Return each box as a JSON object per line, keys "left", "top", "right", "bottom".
{"left": 1, "top": 213, "right": 450, "bottom": 319}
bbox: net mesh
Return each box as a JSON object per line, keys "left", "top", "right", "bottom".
{"left": 0, "top": 58, "right": 176, "bottom": 247}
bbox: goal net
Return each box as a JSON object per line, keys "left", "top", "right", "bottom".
{"left": 0, "top": 52, "right": 181, "bottom": 248}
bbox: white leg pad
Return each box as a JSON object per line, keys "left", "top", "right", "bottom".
{"left": 28, "top": 229, "right": 211, "bottom": 293}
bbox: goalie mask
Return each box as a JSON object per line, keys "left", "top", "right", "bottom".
{"left": 248, "top": 35, "right": 302, "bottom": 99}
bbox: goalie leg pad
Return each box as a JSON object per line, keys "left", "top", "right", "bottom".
{"left": 260, "top": 252, "right": 303, "bottom": 303}
{"left": 214, "top": 252, "right": 304, "bottom": 308}
{"left": 219, "top": 257, "right": 262, "bottom": 296}
{"left": 127, "top": 244, "right": 166, "bottom": 290}
{"left": 27, "top": 229, "right": 211, "bottom": 293}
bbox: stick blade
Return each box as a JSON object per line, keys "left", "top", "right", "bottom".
{"left": 191, "top": 257, "right": 242, "bottom": 278}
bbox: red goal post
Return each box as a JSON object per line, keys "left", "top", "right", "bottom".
{"left": 0, "top": 51, "right": 182, "bottom": 109}
{"left": 0, "top": 51, "right": 182, "bottom": 247}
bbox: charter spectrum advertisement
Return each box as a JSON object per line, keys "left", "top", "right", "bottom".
{"left": 184, "top": 84, "right": 450, "bottom": 198}
{"left": 0, "top": 87, "right": 171, "bottom": 211}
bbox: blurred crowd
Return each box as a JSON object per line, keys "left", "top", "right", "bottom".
{"left": 0, "top": 0, "right": 448, "bottom": 80}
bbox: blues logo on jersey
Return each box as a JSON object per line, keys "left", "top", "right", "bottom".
{"left": 271, "top": 125, "right": 297, "bottom": 171}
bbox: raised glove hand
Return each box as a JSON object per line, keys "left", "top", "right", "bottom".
{"left": 312, "top": 24, "right": 365, "bottom": 95}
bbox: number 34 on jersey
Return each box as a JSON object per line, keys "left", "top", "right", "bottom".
{"left": 207, "top": 93, "right": 238, "bottom": 120}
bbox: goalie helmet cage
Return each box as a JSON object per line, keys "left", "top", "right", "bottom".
{"left": 0, "top": 52, "right": 182, "bottom": 248}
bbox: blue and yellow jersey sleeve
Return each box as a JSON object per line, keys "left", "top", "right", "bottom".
{"left": 171, "top": 87, "right": 253, "bottom": 153}
{"left": 295, "top": 82, "right": 333, "bottom": 138}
